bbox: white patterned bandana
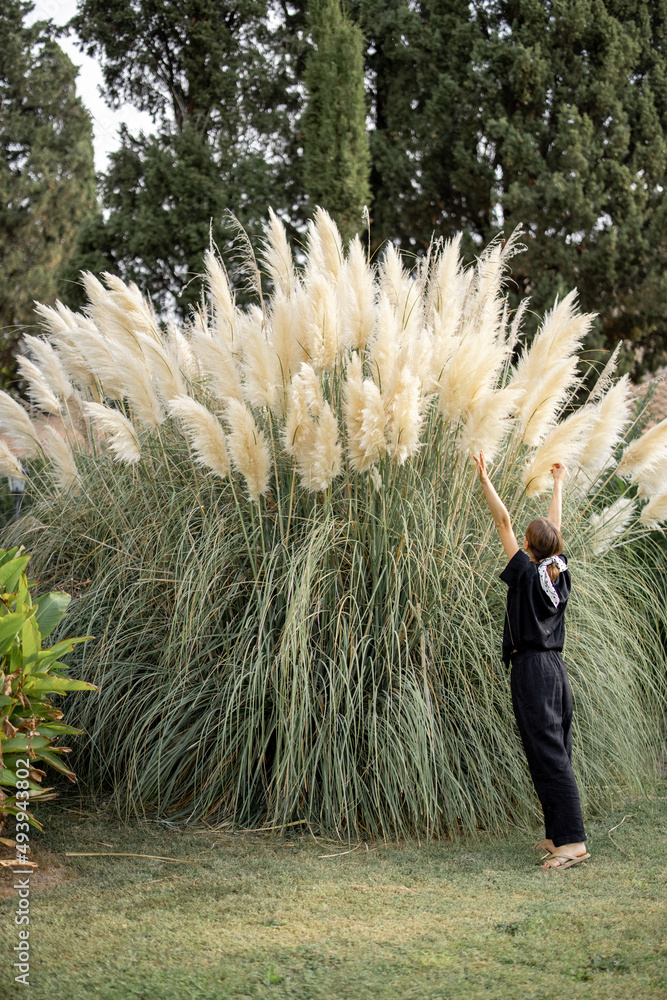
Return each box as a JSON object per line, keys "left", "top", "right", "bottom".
{"left": 538, "top": 555, "right": 567, "bottom": 608}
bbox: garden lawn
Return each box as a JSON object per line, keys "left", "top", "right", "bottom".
{"left": 1, "top": 785, "right": 666, "bottom": 1000}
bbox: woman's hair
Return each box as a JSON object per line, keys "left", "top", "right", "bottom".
{"left": 525, "top": 517, "right": 563, "bottom": 581}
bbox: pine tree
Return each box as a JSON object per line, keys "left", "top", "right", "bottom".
{"left": 353, "top": 0, "right": 667, "bottom": 370}
{"left": 302, "top": 0, "right": 372, "bottom": 241}
{"left": 0, "top": 0, "right": 96, "bottom": 385}
{"left": 66, "top": 0, "right": 303, "bottom": 315}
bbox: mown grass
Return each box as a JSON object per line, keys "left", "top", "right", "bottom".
{"left": 1, "top": 784, "right": 666, "bottom": 999}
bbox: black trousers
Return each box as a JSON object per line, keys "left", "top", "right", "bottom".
{"left": 510, "top": 649, "right": 586, "bottom": 848}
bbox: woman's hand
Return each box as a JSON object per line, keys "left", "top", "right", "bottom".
{"left": 473, "top": 452, "right": 489, "bottom": 483}
{"left": 550, "top": 462, "right": 568, "bottom": 483}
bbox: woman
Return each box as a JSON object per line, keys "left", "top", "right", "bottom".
{"left": 473, "top": 451, "right": 589, "bottom": 870}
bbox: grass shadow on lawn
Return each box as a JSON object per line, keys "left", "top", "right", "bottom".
{"left": 1, "top": 782, "right": 666, "bottom": 999}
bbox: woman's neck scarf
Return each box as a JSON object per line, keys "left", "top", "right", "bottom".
{"left": 538, "top": 555, "right": 567, "bottom": 608}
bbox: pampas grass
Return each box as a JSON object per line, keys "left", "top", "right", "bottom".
{"left": 4, "top": 211, "right": 666, "bottom": 839}
{"left": 81, "top": 402, "right": 141, "bottom": 464}
{"left": 589, "top": 497, "right": 636, "bottom": 554}
{"left": 39, "top": 424, "right": 79, "bottom": 492}
{"left": 17, "top": 356, "right": 61, "bottom": 415}
{"left": 224, "top": 398, "right": 272, "bottom": 502}
{"left": 168, "top": 396, "right": 229, "bottom": 479}
{"left": 0, "top": 439, "right": 25, "bottom": 479}
{"left": 0, "top": 392, "right": 40, "bottom": 458}
{"left": 514, "top": 291, "right": 595, "bottom": 445}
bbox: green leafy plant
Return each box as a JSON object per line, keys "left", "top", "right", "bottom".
{"left": 0, "top": 546, "right": 96, "bottom": 833}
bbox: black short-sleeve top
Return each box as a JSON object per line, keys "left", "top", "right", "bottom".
{"left": 499, "top": 549, "right": 571, "bottom": 665}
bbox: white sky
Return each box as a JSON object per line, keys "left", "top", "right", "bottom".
{"left": 27, "top": 0, "right": 153, "bottom": 171}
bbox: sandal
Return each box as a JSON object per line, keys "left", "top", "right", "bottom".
{"left": 541, "top": 851, "right": 590, "bottom": 870}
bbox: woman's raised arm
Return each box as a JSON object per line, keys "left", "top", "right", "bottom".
{"left": 547, "top": 463, "right": 567, "bottom": 531}
{"left": 473, "top": 452, "right": 520, "bottom": 561}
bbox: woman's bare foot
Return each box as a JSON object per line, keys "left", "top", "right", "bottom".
{"left": 541, "top": 841, "right": 588, "bottom": 869}
{"left": 534, "top": 838, "right": 556, "bottom": 853}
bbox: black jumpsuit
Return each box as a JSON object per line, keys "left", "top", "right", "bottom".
{"left": 500, "top": 549, "right": 586, "bottom": 848}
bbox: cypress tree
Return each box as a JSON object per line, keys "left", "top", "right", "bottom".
{"left": 302, "top": 0, "right": 372, "bottom": 241}
{"left": 0, "top": 0, "right": 96, "bottom": 385}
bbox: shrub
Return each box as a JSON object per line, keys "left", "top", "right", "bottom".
{"left": 0, "top": 546, "right": 95, "bottom": 839}
{"left": 0, "top": 213, "right": 665, "bottom": 837}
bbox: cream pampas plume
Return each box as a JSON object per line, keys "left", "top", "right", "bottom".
{"left": 22, "top": 335, "right": 73, "bottom": 402}
{"left": 630, "top": 462, "right": 667, "bottom": 499}
{"left": 101, "top": 273, "right": 161, "bottom": 341}
{"left": 283, "top": 365, "right": 341, "bottom": 491}
{"left": 639, "top": 492, "right": 667, "bottom": 528}
{"left": 337, "top": 236, "right": 375, "bottom": 353}
{"left": 305, "top": 208, "right": 343, "bottom": 283}
{"left": 428, "top": 311, "right": 458, "bottom": 397}
{"left": 0, "top": 439, "right": 25, "bottom": 480}
{"left": 114, "top": 348, "right": 163, "bottom": 430}
{"left": 0, "top": 392, "right": 40, "bottom": 459}
{"left": 435, "top": 324, "right": 510, "bottom": 425}
{"left": 166, "top": 322, "right": 198, "bottom": 381}
{"left": 268, "top": 290, "right": 306, "bottom": 387}
{"left": 34, "top": 300, "right": 79, "bottom": 337}
{"left": 379, "top": 244, "right": 411, "bottom": 315}
{"left": 429, "top": 236, "right": 514, "bottom": 423}
{"left": 283, "top": 363, "right": 322, "bottom": 456}
{"left": 515, "top": 355, "right": 580, "bottom": 448}
{"left": 616, "top": 415, "right": 667, "bottom": 488}
{"left": 578, "top": 375, "right": 633, "bottom": 478}
{"left": 343, "top": 355, "right": 388, "bottom": 473}
{"left": 343, "top": 353, "right": 368, "bottom": 471}
{"left": 589, "top": 497, "right": 636, "bottom": 554}
{"left": 17, "top": 357, "right": 61, "bottom": 415}
{"left": 138, "top": 333, "right": 186, "bottom": 404}
{"left": 189, "top": 326, "right": 244, "bottom": 404}
{"left": 514, "top": 291, "right": 595, "bottom": 445}
{"left": 464, "top": 230, "right": 523, "bottom": 343}
{"left": 261, "top": 208, "right": 296, "bottom": 296}
{"left": 37, "top": 311, "right": 104, "bottom": 397}
{"left": 368, "top": 292, "right": 401, "bottom": 398}
{"left": 64, "top": 327, "right": 126, "bottom": 400}
{"left": 82, "top": 402, "right": 141, "bottom": 464}
{"left": 304, "top": 276, "right": 338, "bottom": 372}
{"left": 80, "top": 273, "right": 146, "bottom": 359}
{"left": 169, "top": 396, "right": 229, "bottom": 479}
{"left": 458, "top": 384, "right": 523, "bottom": 462}
{"left": 238, "top": 309, "right": 278, "bottom": 410}
{"left": 204, "top": 249, "right": 236, "bottom": 344}
{"left": 384, "top": 365, "right": 423, "bottom": 465}
{"left": 425, "top": 233, "right": 463, "bottom": 326}
{"left": 39, "top": 425, "right": 79, "bottom": 492}
{"left": 507, "top": 298, "right": 529, "bottom": 356}
{"left": 523, "top": 406, "right": 599, "bottom": 496}
{"left": 225, "top": 398, "right": 271, "bottom": 502}
{"left": 300, "top": 402, "right": 342, "bottom": 492}
{"left": 589, "top": 343, "right": 622, "bottom": 403}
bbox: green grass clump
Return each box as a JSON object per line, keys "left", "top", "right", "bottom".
{"left": 8, "top": 407, "right": 665, "bottom": 838}
{"left": 2, "top": 218, "right": 665, "bottom": 837}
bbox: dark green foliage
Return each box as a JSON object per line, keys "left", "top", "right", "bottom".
{"left": 353, "top": 0, "right": 667, "bottom": 371}
{"left": 65, "top": 0, "right": 303, "bottom": 315}
{"left": 302, "top": 0, "right": 372, "bottom": 241}
{"left": 60, "top": 0, "right": 667, "bottom": 362}
{"left": 0, "top": 0, "right": 96, "bottom": 385}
